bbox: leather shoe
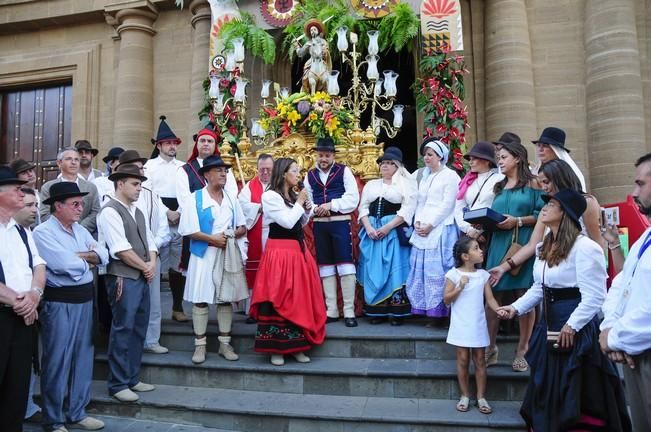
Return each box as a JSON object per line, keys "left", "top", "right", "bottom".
{"left": 344, "top": 318, "right": 358, "bottom": 327}
{"left": 130, "top": 381, "right": 155, "bottom": 392}
{"left": 326, "top": 316, "right": 339, "bottom": 324}
{"left": 172, "top": 311, "right": 189, "bottom": 322}
{"left": 112, "top": 389, "right": 139, "bottom": 402}
{"left": 70, "top": 416, "right": 105, "bottom": 430}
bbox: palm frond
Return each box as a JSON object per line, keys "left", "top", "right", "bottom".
{"left": 218, "top": 12, "right": 276, "bottom": 64}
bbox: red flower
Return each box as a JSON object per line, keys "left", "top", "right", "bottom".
{"left": 449, "top": 127, "right": 460, "bottom": 139}
{"left": 220, "top": 79, "right": 230, "bottom": 88}
{"left": 436, "top": 124, "right": 447, "bottom": 134}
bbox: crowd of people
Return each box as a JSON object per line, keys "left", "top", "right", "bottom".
{"left": 0, "top": 118, "right": 650, "bottom": 432}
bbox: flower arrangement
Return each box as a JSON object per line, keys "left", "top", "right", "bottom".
{"left": 199, "top": 67, "right": 244, "bottom": 147}
{"left": 414, "top": 48, "right": 469, "bottom": 171}
{"left": 259, "top": 91, "right": 354, "bottom": 144}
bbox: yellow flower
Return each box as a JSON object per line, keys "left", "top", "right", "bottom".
{"left": 286, "top": 109, "right": 301, "bottom": 126}
{"left": 309, "top": 112, "right": 318, "bottom": 121}
{"left": 259, "top": 119, "right": 270, "bottom": 130}
{"left": 310, "top": 91, "right": 331, "bottom": 104}
{"left": 326, "top": 117, "right": 339, "bottom": 134}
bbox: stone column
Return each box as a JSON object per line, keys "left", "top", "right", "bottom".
{"left": 585, "top": 0, "right": 646, "bottom": 203}
{"left": 188, "top": 0, "right": 211, "bottom": 141}
{"left": 484, "top": 0, "right": 537, "bottom": 144}
{"left": 106, "top": 1, "right": 158, "bottom": 156}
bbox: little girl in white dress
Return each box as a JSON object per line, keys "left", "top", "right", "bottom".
{"left": 444, "top": 236, "right": 501, "bottom": 415}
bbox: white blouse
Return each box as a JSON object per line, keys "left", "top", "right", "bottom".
{"left": 512, "top": 235, "right": 606, "bottom": 332}
{"left": 261, "top": 190, "right": 310, "bottom": 248}
{"left": 454, "top": 169, "right": 504, "bottom": 234}
{"left": 357, "top": 178, "right": 416, "bottom": 224}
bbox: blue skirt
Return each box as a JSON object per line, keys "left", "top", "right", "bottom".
{"left": 357, "top": 215, "right": 411, "bottom": 315}
{"left": 522, "top": 296, "right": 631, "bottom": 432}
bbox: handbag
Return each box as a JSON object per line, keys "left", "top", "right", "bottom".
{"left": 395, "top": 223, "right": 413, "bottom": 247}
{"left": 500, "top": 225, "right": 523, "bottom": 276}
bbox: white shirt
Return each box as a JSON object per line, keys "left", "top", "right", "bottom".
{"left": 93, "top": 176, "right": 114, "bottom": 206}
{"left": 0, "top": 219, "right": 45, "bottom": 294}
{"left": 410, "top": 167, "right": 460, "bottom": 249}
{"left": 601, "top": 227, "right": 651, "bottom": 355}
{"left": 261, "top": 190, "right": 309, "bottom": 248}
{"left": 97, "top": 198, "right": 158, "bottom": 260}
{"left": 144, "top": 156, "right": 185, "bottom": 198}
{"left": 238, "top": 178, "right": 268, "bottom": 230}
{"left": 304, "top": 164, "right": 360, "bottom": 214}
{"left": 78, "top": 169, "right": 103, "bottom": 182}
{"left": 454, "top": 170, "right": 504, "bottom": 234}
{"left": 178, "top": 188, "right": 245, "bottom": 237}
{"left": 513, "top": 236, "right": 606, "bottom": 332}
{"left": 357, "top": 178, "right": 416, "bottom": 224}
{"left": 175, "top": 159, "right": 238, "bottom": 213}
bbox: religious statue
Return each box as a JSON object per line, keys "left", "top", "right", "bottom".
{"left": 295, "top": 19, "right": 332, "bottom": 95}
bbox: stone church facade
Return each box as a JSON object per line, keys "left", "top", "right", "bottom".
{"left": 0, "top": 0, "right": 649, "bottom": 203}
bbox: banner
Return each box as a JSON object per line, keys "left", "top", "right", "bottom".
{"left": 420, "top": 0, "right": 463, "bottom": 53}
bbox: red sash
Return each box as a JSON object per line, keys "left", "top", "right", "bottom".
{"left": 245, "top": 177, "right": 264, "bottom": 288}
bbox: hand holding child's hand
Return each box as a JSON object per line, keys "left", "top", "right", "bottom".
{"left": 496, "top": 305, "right": 516, "bottom": 319}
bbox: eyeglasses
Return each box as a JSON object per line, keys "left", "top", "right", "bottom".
{"left": 62, "top": 157, "right": 80, "bottom": 163}
{"left": 65, "top": 201, "right": 84, "bottom": 209}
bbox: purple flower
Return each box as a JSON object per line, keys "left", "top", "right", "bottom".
{"left": 297, "top": 100, "right": 311, "bottom": 115}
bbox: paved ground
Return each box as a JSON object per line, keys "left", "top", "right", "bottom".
{"left": 23, "top": 414, "right": 232, "bottom": 431}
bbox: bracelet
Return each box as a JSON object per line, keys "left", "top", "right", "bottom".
{"left": 517, "top": 217, "right": 523, "bottom": 227}
{"left": 608, "top": 242, "right": 621, "bottom": 250}
{"left": 506, "top": 258, "right": 517, "bottom": 270}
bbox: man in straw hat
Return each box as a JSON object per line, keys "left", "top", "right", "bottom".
{"left": 97, "top": 163, "right": 158, "bottom": 403}
{"left": 305, "top": 137, "right": 360, "bottom": 327}
{"left": 33, "top": 182, "right": 108, "bottom": 431}
{"left": 0, "top": 165, "right": 46, "bottom": 432}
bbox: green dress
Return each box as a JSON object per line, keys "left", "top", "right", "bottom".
{"left": 486, "top": 186, "right": 544, "bottom": 292}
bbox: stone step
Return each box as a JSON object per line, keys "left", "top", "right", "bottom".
{"left": 94, "top": 351, "right": 528, "bottom": 401}
{"left": 86, "top": 381, "right": 526, "bottom": 431}
{"left": 158, "top": 315, "right": 520, "bottom": 362}
{"left": 24, "top": 414, "right": 234, "bottom": 432}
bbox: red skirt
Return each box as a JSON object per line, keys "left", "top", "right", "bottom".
{"left": 250, "top": 239, "right": 326, "bottom": 353}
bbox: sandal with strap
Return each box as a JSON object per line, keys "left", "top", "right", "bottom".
{"left": 485, "top": 345, "right": 499, "bottom": 366}
{"left": 512, "top": 356, "right": 529, "bottom": 372}
{"left": 477, "top": 398, "right": 493, "bottom": 415}
{"left": 456, "top": 395, "right": 470, "bottom": 412}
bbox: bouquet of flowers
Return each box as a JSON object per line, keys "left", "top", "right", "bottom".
{"left": 259, "top": 91, "right": 354, "bottom": 144}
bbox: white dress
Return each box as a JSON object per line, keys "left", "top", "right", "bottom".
{"left": 445, "top": 268, "right": 490, "bottom": 348}
{"left": 179, "top": 187, "right": 247, "bottom": 304}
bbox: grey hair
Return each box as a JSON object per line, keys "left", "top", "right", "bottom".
{"left": 256, "top": 153, "right": 273, "bottom": 167}
{"left": 56, "top": 146, "right": 79, "bottom": 161}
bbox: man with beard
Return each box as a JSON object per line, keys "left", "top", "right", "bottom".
{"left": 305, "top": 137, "right": 360, "bottom": 327}
{"left": 40, "top": 147, "right": 100, "bottom": 236}
{"left": 600, "top": 153, "right": 651, "bottom": 431}
{"left": 75, "top": 140, "right": 103, "bottom": 181}
{"left": 10, "top": 159, "right": 41, "bottom": 225}
{"left": 144, "top": 116, "right": 187, "bottom": 322}
{"left": 237, "top": 154, "right": 273, "bottom": 322}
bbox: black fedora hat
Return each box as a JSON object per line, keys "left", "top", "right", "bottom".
{"left": 74, "top": 140, "right": 99, "bottom": 156}
{"left": 493, "top": 131, "right": 521, "bottom": 147}
{"left": 532, "top": 127, "right": 569, "bottom": 152}
{"left": 542, "top": 189, "right": 586, "bottom": 230}
{"left": 464, "top": 141, "right": 496, "bottom": 166}
{"left": 118, "top": 150, "right": 148, "bottom": 166}
{"left": 377, "top": 146, "right": 403, "bottom": 164}
{"left": 0, "top": 166, "right": 27, "bottom": 186}
{"left": 108, "top": 163, "right": 147, "bottom": 182}
{"left": 313, "top": 137, "right": 337, "bottom": 153}
{"left": 199, "top": 155, "right": 232, "bottom": 175}
{"left": 9, "top": 159, "right": 35, "bottom": 175}
{"left": 102, "top": 147, "right": 125, "bottom": 163}
{"left": 42, "top": 182, "right": 89, "bottom": 205}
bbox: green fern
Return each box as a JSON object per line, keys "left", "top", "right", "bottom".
{"left": 218, "top": 12, "right": 276, "bottom": 64}
{"left": 378, "top": 4, "right": 419, "bottom": 53}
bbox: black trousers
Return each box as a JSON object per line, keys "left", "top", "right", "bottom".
{"left": 0, "top": 307, "right": 34, "bottom": 432}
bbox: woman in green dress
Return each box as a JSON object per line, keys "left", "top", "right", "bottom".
{"left": 485, "top": 141, "right": 544, "bottom": 372}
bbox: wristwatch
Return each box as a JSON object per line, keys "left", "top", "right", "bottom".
{"left": 517, "top": 217, "right": 523, "bottom": 228}
{"left": 32, "top": 287, "right": 44, "bottom": 298}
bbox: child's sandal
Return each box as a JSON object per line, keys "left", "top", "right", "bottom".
{"left": 456, "top": 395, "right": 470, "bottom": 412}
{"left": 477, "top": 398, "right": 493, "bottom": 414}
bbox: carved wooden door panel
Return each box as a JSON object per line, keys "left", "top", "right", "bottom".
{"left": 0, "top": 83, "right": 72, "bottom": 187}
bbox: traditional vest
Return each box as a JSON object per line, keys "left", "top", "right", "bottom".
{"left": 103, "top": 199, "right": 150, "bottom": 280}
{"left": 307, "top": 163, "right": 346, "bottom": 207}
{"left": 189, "top": 190, "right": 215, "bottom": 258}
{"left": 182, "top": 159, "right": 206, "bottom": 194}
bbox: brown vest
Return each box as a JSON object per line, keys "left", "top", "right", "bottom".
{"left": 102, "top": 198, "right": 150, "bottom": 280}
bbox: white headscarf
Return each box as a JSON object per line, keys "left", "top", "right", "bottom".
{"left": 535, "top": 146, "right": 587, "bottom": 192}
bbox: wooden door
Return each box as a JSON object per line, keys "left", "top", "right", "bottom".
{"left": 0, "top": 83, "right": 73, "bottom": 187}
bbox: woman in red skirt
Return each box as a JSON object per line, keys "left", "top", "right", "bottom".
{"left": 250, "top": 158, "right": 326, "bottom": 366}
